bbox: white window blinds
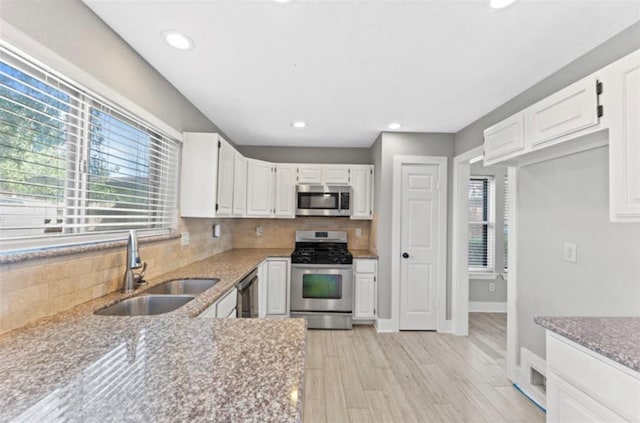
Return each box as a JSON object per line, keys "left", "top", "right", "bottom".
{"left": 0, "top": 45, "right": 179, "bottom": 253}
{"left": 468, "top": 176, "right": 495, "bottom": 271}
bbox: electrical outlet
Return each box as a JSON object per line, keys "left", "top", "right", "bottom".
{"left": 488, "top": 282, "right": 496, "bottom": 292}
{"left": 355, "top": 228, "right": 362, "bottom": 237}
{"left": 256, "top": 226, "right": 263, "bottom": 236}
{"left": 563, "top": 242, "right": 577, "bottom": 263}
{"left": 181, "top": 231, "right": 190, "bottom": 246}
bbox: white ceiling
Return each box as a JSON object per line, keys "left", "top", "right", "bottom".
{"left": 83, "top": 0, "right": 640, "bottom": 148}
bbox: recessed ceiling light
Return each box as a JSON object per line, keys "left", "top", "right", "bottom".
{"left": 490, "top": 0, "right": 517, "bottom": 10}
{"left": 388, "top": 123, "right": 401, "bottom": 130}
{"left": 162, "top": 30, "right": 194, "bottom": 50}
{"left": 291, "top": 121, "right": 306, "bottom": 128}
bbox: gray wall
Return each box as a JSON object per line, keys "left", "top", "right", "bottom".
{"left": 518, "top": 147, "right": 640, "bottom": 359}
{"left": 455, "top": 22, "right": 640, "bottom": 155}
{"left": 453, "top": 22, "right": 640, "bottom": 363}
{"left": 469, "top": 163, "right": 508, "bottom": 304}
{"left": 0, "top": 0, "right": 223, "bottom": 136}
{"left": 237, "top": 146, "right": 372, "bottom": 164}
{"left": 375, "top": 132, "right": 455, "bottom": 320}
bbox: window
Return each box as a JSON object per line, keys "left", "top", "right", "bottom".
{"left": 0, "top": 45, "right": 179, "bottom": 253}
{"left": 468, "top": 176, "right": 495, "bottom": 272}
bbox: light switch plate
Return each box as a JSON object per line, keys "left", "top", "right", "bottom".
{"left": 256, "top": 226, "right": 263, "bottom": 236}
{"left": 181, "top": 231, "right": 190, "bottom": 246}
{"left": 563, "top": 242, "right": 577, "bottom": 263}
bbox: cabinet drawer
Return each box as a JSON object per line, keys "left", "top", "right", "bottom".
{"left": 355, "top": 259, "right": 377, "bottom": 274}
{"left": 547, "top": 332, "right": 640, "bottom": 420}
{"left": 216, "top": 289, "right": 238, "bottom": 318}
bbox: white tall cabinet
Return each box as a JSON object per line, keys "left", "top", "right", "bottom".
{"left": 351, "top": 165, "right": 374, "bottom": 219}
{"left": 274, "top": 164, "right": 296, "bottom": 218}
{"left": 246, "top": 159, "right": 274, "bottom": 217}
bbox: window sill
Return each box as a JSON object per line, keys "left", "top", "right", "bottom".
{"left": 469, "top": 272, "right": 508, "bottom": 281}
{"left": 0, "top": 232, "right": 181, "bottom": 266}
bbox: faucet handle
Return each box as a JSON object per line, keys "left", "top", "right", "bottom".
{"left": 135, "top": 262, "right": 148, "bottom": 285}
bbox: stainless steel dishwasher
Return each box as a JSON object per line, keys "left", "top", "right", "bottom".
{"left": 236, "top": 268, "right": 259, "bottom": 318}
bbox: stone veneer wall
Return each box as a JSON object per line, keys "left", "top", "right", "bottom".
{"left": 0, "top": 218, "right": 234, "bottom": 334}
{"left": 232, "top": 217, "right": 372, "bottom": 250}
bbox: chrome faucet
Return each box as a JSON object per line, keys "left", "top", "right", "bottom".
{"left": 122, "top": 230, "right": 147, "bottom": 293}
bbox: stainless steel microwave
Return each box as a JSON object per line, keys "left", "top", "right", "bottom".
{"left": 296, "top": 185, "right": 351, "bottom": 217}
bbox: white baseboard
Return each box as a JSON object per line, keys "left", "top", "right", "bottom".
{"left": 515, "top": 347, "right": 547, "bottom": 409}
{"left": 469, "top": 301, "right": 507, "bottom": 313}
{"left": 439, "top": 319, "right": 453, "bottom": 333}
{"left": 375, "top": 318, "right": 396, "bottom": 333}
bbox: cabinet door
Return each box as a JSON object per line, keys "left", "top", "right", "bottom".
{"left": 547, "top": 372, "right": 628, "bottom": 423}
{"left": 266, "top": 259, "right": 289, "bottom": 316}
{"left": 354, "top": 273, "right": 375, "bottom": 319}
{"left": 180, "top": 133, "right": 219, "bottom": 217}
{"left": 274, "top": 164, "right": 296, "bottom": 218}
{"left": 351, "top": 166, "right": 373, "bottom": 219}
{"left": 526, "top": 75, "right": 599, "bottom": 147}
{"left": 322, "top": 165, "right": 351, "bottom": 185}
{"left": 297, "top": 165, "right": 322, "bottom": 184}
{"left": 605, "top": 50, "right": 640, "bottom": 222}
{"left": 233, "top": 152, "right": 247, "bottom": 216}
{"left": 216, "top": 138, "right": 235, "bottom": 216}
{"left": 483, "top": 112, "right": 525, "bottom": 164}
{"left": 246, "top": 159, "right": 274, "bottom": 217}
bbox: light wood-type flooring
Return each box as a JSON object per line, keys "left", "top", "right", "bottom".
{"left": 303, "top": 313, "right": 545, "bottom": 423}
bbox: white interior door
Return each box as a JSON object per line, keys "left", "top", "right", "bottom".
{"left": 399, "top": 163, "right": 441, "bottom": 330}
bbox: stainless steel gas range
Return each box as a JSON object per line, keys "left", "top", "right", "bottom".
{"left": 290, "top": 230, "right": 353, "bottom": 330}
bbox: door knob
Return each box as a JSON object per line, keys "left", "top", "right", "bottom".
{"left": 402, "top": 252, "right": 410, "bottom": 259}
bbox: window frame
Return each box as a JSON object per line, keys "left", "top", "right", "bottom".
{"left": 468, "top": 175, "right": 496, "bottom": 274}
{"left": 0, "top": 43, "right": 180, "bottom": 254}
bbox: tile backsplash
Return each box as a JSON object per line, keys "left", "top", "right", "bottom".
{"left": 0, "top": 216, "right": 374, "bottom": 335}
{"left": 232, "top": 217, "right": 372, "bottom": 250}
{"left": 0, "top": 218, "right": 234, "bottom": 335}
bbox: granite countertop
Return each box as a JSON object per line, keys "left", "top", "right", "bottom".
{"left": 535, "top": 316, "right": 640, "bottom": 372}
{"left": 0, "top": 248, "right": 305, "bottom": 422}
{"left": 350, "top": 249, "right": 378, "bottom": 259}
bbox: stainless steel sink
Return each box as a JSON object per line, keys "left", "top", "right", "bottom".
{"left": 95, "top": 295, "right": 194, "bottom": 316}
{"left": 145, "top": 278, "right": 219, "bottom": 295}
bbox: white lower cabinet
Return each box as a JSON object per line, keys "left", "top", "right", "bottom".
{"left": 353, "top": 259, "right": 376, "bottom": 320}
{"left": 198, "top": 288, "right": 238, "bottom": 318}
{"left": 545, "top": 331, "right": 640, "bottom": 423}
{"left": 259, "top": 258, "right": 290, "bottom": 318}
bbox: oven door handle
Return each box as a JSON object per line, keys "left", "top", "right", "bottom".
{"left": 291, "top": 264, "right": 353, "bottom": 270}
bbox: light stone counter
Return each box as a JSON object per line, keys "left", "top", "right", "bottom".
{"left": 535, "top": 316, "right": 640, "bottom": 372}
{"left": 0, "top": 248, "right": 306, "bottom": 422}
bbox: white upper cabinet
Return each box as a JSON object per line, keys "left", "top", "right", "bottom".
{"left": 297, "top": 164, "right": 351, "bottom": 185}
{"left": 216, "top": 138, "right": 235, "bottom": 216}
{"left": 274, "top": 164, "right": 296, "bottom": 218}
{"left": 322, "top": 165, "right": 351, "bottom": 185}
{"left": 180, "top": 132, "right": 220, "bottom": 218}
{"left": 246, "top": 159, "right": 274, "bottom": 217}
{"left": 351, "top": 165, "right": 374, "bottom": 220}
{"left": 526, "top": 75, "right": 599, "bottom": 147}
{"left": 602, "top": 49, "right": 640, "bottom": 222}
{"left": 484, "top": 74, "right": 604, "bottom": 167}
{"left": 483, "top": 112, "right": 525, "bottom": 163}
{"left": 233, "top": 152, "right": 248, "bottom": 217}
{"left": 297, "top": 165, "right": 322, "bottom": 184}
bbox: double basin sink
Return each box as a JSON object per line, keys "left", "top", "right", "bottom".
{"left": 95, "top": 278, "right": 219, "bottom": 316}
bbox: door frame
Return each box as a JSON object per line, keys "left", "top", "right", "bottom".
{"left": 391, "top": 155, "right": 448, "bottom": 332}
{"left": 451, "top": 146, "right": 519, "bottom": 381}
